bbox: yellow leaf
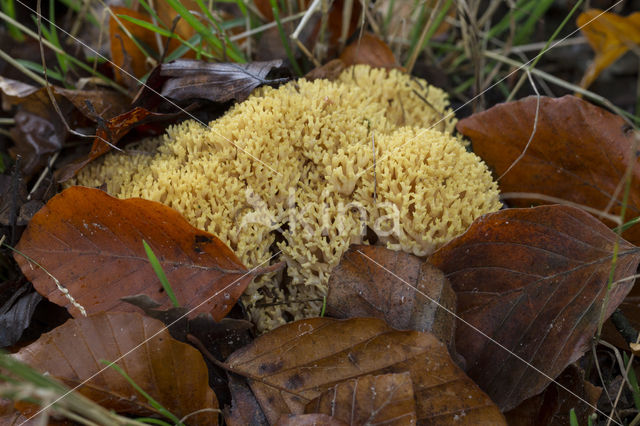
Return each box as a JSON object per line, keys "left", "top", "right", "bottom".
{"left": 577, "top": 9, "right": 640, "bottom": 90}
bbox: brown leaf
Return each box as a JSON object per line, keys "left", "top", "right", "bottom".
{"left": 13, "top": 311, "right": 218, "bottom": 424}
{"left": 226, "top": 317, "right": 505, "bottom": 425}
{"left": 56, "top": 106, "right": 175, "bottom": 182}
{"left": 53, "top": 88, "right": 130, "bottom": 121}
{"left": 327, "top": 245, "right": 456, "bottom": 348}
{"left": 577, "top": 10, "right": 640, "bottom": 89}
{"left": 225, "top": 374, "right": 269, "bottom": 426}
{"left": 159, "top": 59, "right": 289, "bottom": 104}
{"left": 305, "top": 372, "right": 417, "bottom": 425}
{"left": 456, "top": 95, "right": 640, "bottom": 245}
{"left": 339, "top": 33, "right": 401, "bottom": 70}
{"left": 277, "top": 413, "right": 347, "bottom": 426}
{"left": 14, "top": 186, "right": 259, "bottom": 320}
{"left": 504, "top": 364, "right": 602, "bottom": 426}
{"left": 429, "top": 205, "right": 640, "bottom": 411}
{"left": 109, "top": 6, "right": 158, "bottom": 86}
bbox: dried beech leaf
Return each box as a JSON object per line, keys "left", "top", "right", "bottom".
{"left": 109, "top": 6, "right": 158, "bottom": 86}
{"left": 160, "top": 59, "right": 288, "bottom": 104}
{"left": 505, "top": 364, "right": 601, "bottom": 426}
{"left": 0, "top": 287, "right": 41, "bottom": 348}
{"left": 339, "top": 33, "right": 401, "bottom": 70}
{"left": 456, "top": 95, "right": 640, "bottom": 244}
{"left": 305, "top": 372, "right": 416, "bottom": 425}
{"left": 577, "top": 10, "right": 640, "bottom": 89}
{"left": 277, "top": 413, "right": 346, "bottom": 426}
{"left": 14, "top": 186, "right": 258, "bottom": 320}
{"left": 56, "top": 106, "right": 174, "bottom": 182}
{"left": 12, "top": 311, "right": 218, "bottom": 424}
{"left": 429, "top": 205, "right": 640, "bottom": 411}
{"left": 226, "top": 317, "right": 505, "bottom": 425}
{"left": 327, "top": 245, "right": 455, "bottom": 347}
{"left": 225, "top": 374, "right": 269, "bottom": 426}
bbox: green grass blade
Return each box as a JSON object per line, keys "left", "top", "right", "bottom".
{"left": 0, "top": 0, "right": 25, "bottom": 40}
{"left": 514, "top": 0, "right": 554, "bottom": 45}
{"left": 270, "top": 0, "right": 301, "bottom": 75}
{"left": 117, "top": 14, "right": 174, "bottom": 38}
{"left": 569, "top": 408, "right": 579, "bottom": 426}
{"left": 142, "top": 240, "right": 180, "bottom": 308}
{"left": 17, "top": 59, "right": 66, "bottom": 84}
{"left": 135, "top": 418, "right": 173, "bottom": 426}
{"left": 100, "top": 360, "right": 183, "bottom": 425}
{"left": 487, "top": 0, "right": 536, "bottom": 40}
{"left": 164, "top": 0, "right": 245, "bottom": 62}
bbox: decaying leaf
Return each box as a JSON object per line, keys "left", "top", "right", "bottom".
{"left": 225, "top": 374, "right": 269, "bottom": 426}
{"left": 429, "top": 205, "right": 640, "bottom": 411}
{"left": 327, "top": 245, "right": 456, "bottom": 348}
{"left": 226, "top": 317, "right": 505, "bottom": 424}
{"left": 577, "top": 9, "right": 640, "bottom": 89}
{"left": 456, "top": 95, "right": 640, "bottom": 245}
{"left": 14, "top": 186, "right": 262, "bottom": 320}
{"left": 305, "top": 372, "right": 416, "bottom": 425}
{"left": 339, "top": 33, "right": 401, "bottom": 70}
{"left": 0, "top": 285, "right": 41, "bottom": 348}
{"left": 12, "top": 311, "right": 218, "bottom": 424}
{"left": 504, "top": 364, "right": 601, "bottom": 426}
{"left": 159, "top": 59, "right": 289, "bottom": 104}
{"left": 277, "top": 413, "right": 346, "bottom": 425}
{"left": 56, "top": 106, "right": 179, "bottom": 182}
{"left": 109, "top": 6, "right": 158, "bottom": 86}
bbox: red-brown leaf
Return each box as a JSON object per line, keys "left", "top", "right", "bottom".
{"left": 429, "top": 204, "right": 640, "bottom": 411}
{"left": 327, "top": 245, "right": 456, "bottom": 347}
{"left": 13, "top": 311, "right": 218, "bottom": 424}
{"left": 456, "top": 95, "right": 640, "bottom": 244}
{"left": 305, "top": 372, "right": 417, "bottom": 425}
{"left": 14, "top": 186, "right": 258, "bottom": 320}
{"left": 226, "top": 317, "right": 505, "bottom": 425}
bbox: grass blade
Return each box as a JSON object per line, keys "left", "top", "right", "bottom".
{"left": 142, "top": 240, "right": 180, "bottom": 308}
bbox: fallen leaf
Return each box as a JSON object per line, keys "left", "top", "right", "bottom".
{"left": 429, "top": 205, "right": 640, "bottom": 411}
{"left": 456, "top": 95, "right": 640, "bottom": 245}
{"left": 327, "top": 245, "right": 456, "bottom": 348}
{"left": 53, "top": 88, "right": 130, "bottom": 121}
{"left": 14, "top": 186, "right": 261, "bottom": 320}
{"left": 304, "top": 59, "right": 346, "bottom": 81}
{"left": 56, "top": 106, "right": 179, "bottom": 182}
{"left": 226, "top": 317, "right": 505, "bottom": 425}
{"left": 504, "top": 364, "right": 602, "bottom": 426}
{"left": 0, "top": 76, "right": 39, "bottom": 106}
{"left": 225, "top": 374, "right": 269, "bottom": 426}
{"left": 0, "top": 285, "right": 41, "bottom": 348}
{"left": 109, "top": 6, "right": 158, "bottom": 86}
{"left": 305, "top": 372, "right": 417, "bottom": 425}
{"left": 577, "top": 10, "right": 640, "bottom": 89}
{"left": 12, "top": 311, "right": 218, "bottom": 424}
{"left": 159, "top": 59, "right": 289, "bottom": 104}
{"left": 277, "top": 413, "right": 346, "bottom": 425}
{"left": 339, "top": 33, "right": 401, "bottom": 70}
{"left": 7, "top": 87, "right": 71, "bottom": 178}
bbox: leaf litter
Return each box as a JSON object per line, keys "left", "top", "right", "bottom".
{"left": 2, "top": 3, "right": 640, "bottom": 425}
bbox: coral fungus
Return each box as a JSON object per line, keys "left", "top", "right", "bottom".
{"left": 72, "top": 65, "right": 501, "bottom": 331}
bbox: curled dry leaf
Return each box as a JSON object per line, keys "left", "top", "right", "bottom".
{"left": 577, "top": 9, "right": 640, "bottom": 89}
{"left": 429, "top": 205, "right": 640, "bottom": 411}
{"left": 225, "top": 317, "right": 505, "bottom": 425}
{"left": 56, "top": 106, "right": 178, "bottom": 182}
{"left": 14, "top": 186, "right": 260, "bottom": 320}
{"left": 456, "top": 95, "right": 640, "bottom": 245}
{"left": 305, "top": 372, "right": 416, "bottom": 425}
{"left": 225, "top": 374, "right": 269, "bottom": 426}
{"left": 159, "top": 59, "right": 289, "bottom": 104}
{"left": 327, "top": 245, "right": 456, "bottom": 348}
{"left": 12, "top": 311, "right": 218, "bottom": 424}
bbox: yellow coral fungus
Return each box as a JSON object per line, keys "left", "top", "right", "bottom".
{"left": 72, "top": 65, "right": 501, "bottom": 331}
